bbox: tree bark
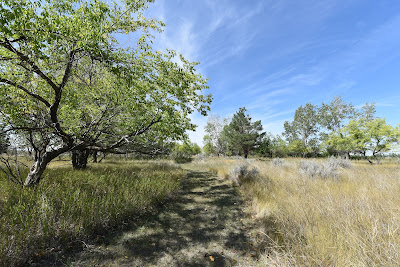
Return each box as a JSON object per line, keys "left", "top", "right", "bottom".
{"left": 364, "top": 154, "right": 373, "bottom": 164}
{"left": 24, "top": 145, "right": 71, "bottom": 187}
{"left": 72, "top": 149, "right": 90, "bottom": 169}
{"left": 24, "top": 155, "right": 52, "bottom": 187}
{"left": 92, "top": 150, "right": 98, "bottom": 163}
{"left": 373, "top": 153, "right": 381, "bottom": 164}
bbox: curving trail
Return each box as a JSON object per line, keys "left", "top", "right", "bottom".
{"left": 60, "top": 166, "right": 259, "bottom": 266}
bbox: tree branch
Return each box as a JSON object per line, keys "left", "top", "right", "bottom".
{"left": 108, "top": 114, "right": 162, "bottom": 150}
{"left": 0, "top": 78, "right": 51, "bottom": 107}
{"left": 60, "top": 48, "right": 82, "bottom": 90}
{"left": 0, "top": 39, "right": 59, "bottom": 91}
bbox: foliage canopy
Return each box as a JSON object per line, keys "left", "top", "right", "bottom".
{"left": 0, "top": 0, "right": 211, "bottom": 186}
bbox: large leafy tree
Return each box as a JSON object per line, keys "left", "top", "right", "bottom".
{"left": 364, "top": 118, "right": 400, "bottom": 162}
{"left": 203, "top": 114, "right": 228, "bottom": 156}
{"left": 223, "top": 107, "right": 265, "bottom": 158}
{"left": 326, "top": 118, "right": 400, "bottom": 163}
{"left": 255, "top": 132, "right": 290, "bottom": 158}
{"left": 0, "top": 0, "right": 211, "bottom": 186}
{"left": 324, "top": 102, "right": 377, "bottom": 158}
{"left": 318, "top": 96, "right": 356, "bottom": 156}
{"left": 283, "top": 103, "right": 319, "bottom": 156}
{"left": 319, "top": 96, "right": 355, "bottom": 133}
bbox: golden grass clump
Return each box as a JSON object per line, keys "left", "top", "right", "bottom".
{"left": 193, "top": 157, "right": 400, "bottom": 266}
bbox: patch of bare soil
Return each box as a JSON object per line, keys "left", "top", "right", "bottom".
{"left": 36, "top": 166, "right": 261, "bottom": 266}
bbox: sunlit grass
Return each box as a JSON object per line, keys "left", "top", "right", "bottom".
{"left": 0, "top": 159, "right": 185, "bottom": 266}
{"left": 191, "top": 157, "right": 400, "bottom": 266}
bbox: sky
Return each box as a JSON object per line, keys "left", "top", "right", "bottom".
{"left": 141, "top": 0, "right": 400, "bottom": 145}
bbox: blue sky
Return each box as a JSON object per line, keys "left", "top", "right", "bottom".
{"left": 142, "top": 0, "right": 400, "bottom": 145}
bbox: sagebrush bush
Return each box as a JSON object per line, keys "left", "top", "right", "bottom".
{"left": 299, "top": 160, "right": 340, "bottom": 179}
{"left": 327, "top": 156, "right": 352, "bottom": 169}
{"left": 271, "top": 158, "right": 285, "bottom": 166}
{"left": 228, "top": 162, "right": 259, "bottom": 185}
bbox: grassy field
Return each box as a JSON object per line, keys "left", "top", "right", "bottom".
{"left": 0, "top": 159, "right": 185, "bottom": 266}
{"left": 191, "top": 157, "right": 400, "bottom": 266}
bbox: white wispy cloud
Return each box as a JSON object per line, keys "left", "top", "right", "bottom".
{"left": 142, "top": 1, "right": 400, "bottom": 143}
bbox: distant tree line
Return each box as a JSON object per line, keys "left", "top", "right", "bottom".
{"left": 202, "top": 96, "right": 400, "bottom": 163}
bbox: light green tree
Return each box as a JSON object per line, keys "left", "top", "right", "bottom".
{"left": 364, "top": 118, "right": 400, "bottom": 162}
{"left": 202, "top": 135, "right": 216, "bottom": 156}
{"left": 287, "top": 139, "right": 309, "bottom": 157}
{"left": 0, "top": 0, "right": 211, "bottom": 186}
{"left": 192, "top": 143, "right": 202, "bottom": 155}
{"left": 326, "top": 118, "right": 400, "bottom": 163}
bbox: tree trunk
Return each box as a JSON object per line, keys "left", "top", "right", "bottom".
{"left": 24, "top": 157, "right": 51, "bottom": 187}
{"left": 373, "top": 153, "right": 381, "bottom": 164}
{"left": 72, "top": 149, "right": 90, "bottom": 169}
{"left": 92, "top": 151, "right": 98, "bottom": 163}
{"left": 98, "top": 153, "right": 107, "bottom": 163}
{"left": 364, "top": 155, "right": 373, "bottom": 164}
{"left": 24, "top": 146, "right": 71, "bottom": 187}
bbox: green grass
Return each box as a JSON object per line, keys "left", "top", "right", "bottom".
{"left": 0, "top": 160, "right": 185, "bottom": 266}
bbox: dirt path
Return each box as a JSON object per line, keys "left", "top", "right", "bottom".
{"left": 65, "top": 166, "right": 259, "bottom": 266}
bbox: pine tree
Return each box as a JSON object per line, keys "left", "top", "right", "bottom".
{"left": 223, "top": 107, "right": 265, "bottom": 158}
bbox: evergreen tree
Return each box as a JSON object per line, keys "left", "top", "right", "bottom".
{"left": 223, "top": 107, "right": 265, "bottom": 158}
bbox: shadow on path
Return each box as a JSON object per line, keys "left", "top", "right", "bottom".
{"left": 41, "top": 168, "right": 258, "bottom": 266}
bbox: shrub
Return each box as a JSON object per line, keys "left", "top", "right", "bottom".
{"left": 172, "top": 152, "right": 193, "bottom": 164}
{"left": 271, "top": 158, "right": 285, "bottom": 166}
{"left": 299, "top": 160, "right": 340, "bottom": 179}
{"left": 195, "top": 154, "right": 206, "bottom": 161}
{"left": 228, "top": 162, "right": 259, "bottom": 185}
{"left": 326, "top": 156, "right": 352, "bottom": 169}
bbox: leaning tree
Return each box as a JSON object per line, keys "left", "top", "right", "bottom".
{"left": 0, "top": 0, "right": 211, "bottom": 186}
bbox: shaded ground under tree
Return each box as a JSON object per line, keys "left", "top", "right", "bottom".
{"left": 30, "top": 166, "right": 263, "bottom": 266}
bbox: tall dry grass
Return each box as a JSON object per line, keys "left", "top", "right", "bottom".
{"left": 0, "top": 160, "right": 185, "bottom": 266}
{"left": 193, "top": 157, "right": 400, "bottom": 266}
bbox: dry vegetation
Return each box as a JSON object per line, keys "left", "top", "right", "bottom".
{"left": 192, "top": 157, "right": 400, "bottom": 266}
{"left": 0, "top": 159, "right": 185, "bottom": 266}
